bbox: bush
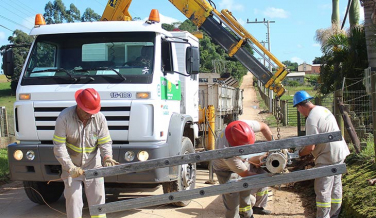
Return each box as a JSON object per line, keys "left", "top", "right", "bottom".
{"left": 287, "top": 80, "right": 301, "bottom": 87}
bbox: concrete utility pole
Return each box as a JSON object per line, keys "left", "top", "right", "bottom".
{"left": 247, "top": 18, "right": 275, "bottom": 112}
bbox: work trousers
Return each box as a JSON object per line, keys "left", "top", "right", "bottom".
{"left": 215, "top": 171, "right": 253, "bottom": 218}
{"left": 63, "top": 174, "right": 106, "bottom": 218}
{"left": 314, "top": 162, "right": 343, "bottom": 218}
{"left": 249, "top": 165, "right": 268, "bottom": 208}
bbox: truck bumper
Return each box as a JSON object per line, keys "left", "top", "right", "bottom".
{"left": 8, "top": 141, "right": 172, "bottom": 183}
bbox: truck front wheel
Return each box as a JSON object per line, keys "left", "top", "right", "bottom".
{"left": 162, "top": 137, "right": 196, "bottom": 207}
{"left": 23, "top": 181, "right": 64, "bottom": 204}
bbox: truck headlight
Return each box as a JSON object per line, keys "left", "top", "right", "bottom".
{"left": 26, "top": 150, "right": 35, "bottom": 160}
{"left": 14, "top": 150, "right": 23, "bottom": 161}
{"left": 137, "top": 151, "right": 149, "bottom": 161}
{"left": 124, "top": 151, "right": 135, "bottom": 162}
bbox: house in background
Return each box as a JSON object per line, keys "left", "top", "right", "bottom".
{"left": 283, "top": 72, "right": 306, "bottom": 85}
{"left": 298, "top": 62, "right": 320, "bottom": 74}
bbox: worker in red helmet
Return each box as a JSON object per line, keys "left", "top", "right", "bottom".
{"left": 53, "top": 88, "right": 118, "bottom": 218}
{"left": 213, "top": 120, "right": 273, "bottom": 218}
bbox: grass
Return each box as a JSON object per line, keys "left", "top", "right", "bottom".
{"left": 0, "top": 149, "right": 9, "bottom": 184}
{"left": 340, "top": 136, "right": 376, "bottom": 218}
{"left": 0, "top": 75, "right": 16, "bottom": 116}
{"left": 280, "top": 85, "right": 317, "bottom": 101}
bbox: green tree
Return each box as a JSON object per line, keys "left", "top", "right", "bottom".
{"left": 360, "top": 1, "right": 376, "bottom": 70}
{"left": 66, "top": 4, "right": 81, "bottom": 23}
{"left": 349, "top": 0, "right": 361, "bottom": 28}
{"left": 282, "top": 60, "right": 298, "bottom": 71}
{"left": 319, "top": 26, "right": 367, "bottom": 94}
{"left": 332, "top": 0, "right": 340, "bottom": 29}
{"left": 179, "top": 20, "right": 197, "bottom": 33}
{"left": 81, "top": 8, "right": 101, "bottom": 22}
{"left": 313, "top": 56, "right": 324, "bottom": 64}
{"left": 43, "top": 0, "right": 67, "bottom": 24}
{"left": 2, "top": 30, "right": 33, "bottom": 92}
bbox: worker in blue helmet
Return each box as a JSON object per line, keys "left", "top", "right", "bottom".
{"left": 293, "top": 90, "right": 350, "bottom": 218}
{"left": 293, "top": 90, "right": 314, "bottom": 107}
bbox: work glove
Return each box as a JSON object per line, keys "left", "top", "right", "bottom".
{"left": 104, "top": 157, "right": 119, "bottom": 167}
{"left": 69, "top": 166, "right": 83, "bottom": 178}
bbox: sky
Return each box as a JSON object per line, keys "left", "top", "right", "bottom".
{"left": 0, "top": 0, "right": 365, "bottom": 72}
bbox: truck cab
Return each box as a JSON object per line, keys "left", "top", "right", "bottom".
{"left": 4, "top": 14, "right": 200, "bottom": 206}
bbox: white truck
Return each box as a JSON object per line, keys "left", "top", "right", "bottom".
{"left": 2, "top": 0, "right": 288, "bottom": 206}
{"left": 3, "top": 12, "right": 202, "bottom": 206}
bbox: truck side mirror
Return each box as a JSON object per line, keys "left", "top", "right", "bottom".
{"left": 186, "top": 46, "right": 199, "bottom": 75}
{"left": 2, "top": 49, "right": 15, "bottom": 77}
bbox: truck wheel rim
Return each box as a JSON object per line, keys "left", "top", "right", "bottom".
{"left": 181, "top": 163, "right": 195, "bottom": 189}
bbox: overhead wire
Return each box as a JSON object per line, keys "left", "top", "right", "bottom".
{"left": 12, "top": 0, "right": 40, "bottom": 15}
{"left": 2, "top": 0, "right": 37, "bottom": 19}
{"left": 0, "top": 14, "right": 31, "bottom": 31}
{"left": 0, "top": 4, "right": 34, "bottom": 26}
{"left": 0, "top": 24, "right": 14, "bottom": 32}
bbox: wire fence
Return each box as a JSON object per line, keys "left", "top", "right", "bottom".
{"left": 258, "top": 75, "right": 374, "bottom": 142}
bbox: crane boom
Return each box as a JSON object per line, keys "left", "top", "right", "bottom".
{"left": 101, "top": 0, "right": 133, "bottom": 21}
{"left": 168, "top": 0, "right": 287, "bottom": 97}
{"left": 101, "top": 0, "right": 288, "bottom": 96}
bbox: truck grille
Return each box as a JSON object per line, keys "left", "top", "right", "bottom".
{"left": 34, "top": 106, "right": 131, "bottom": 142}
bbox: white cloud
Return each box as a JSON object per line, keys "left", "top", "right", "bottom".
{"left": 157, "top": 13, "right": 181, "bottom": 24}
{"left": 319, "top": 4, "right": 331, "bottom": 10}
{"left": 22, "top": 16, "right": 35, "bottom": 32}
{"left": 291, "top": 57, "right": 304, "bottom": 65}
{"left": 237, "top": 18, "right": 246, "bottom": 26}
{"left": 263, "top": 7, "right": 289, "bottom": 19}
{"left": 297, "top": 44, "right": 303, "bottom": 48}
{"left": 219, "top": 0, "right": 244, "bottom": 12}
{"left": 312, "top": 43, "right": 321, "bottom": 47}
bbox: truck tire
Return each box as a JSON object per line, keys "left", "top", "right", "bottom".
{"left": 162, "top": 137, "right": 196, "bottom": 207}
{"left": 23, "top": 181, "right": 64, "bottom": 204}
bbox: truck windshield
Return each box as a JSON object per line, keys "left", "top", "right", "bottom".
{"left": 22, "top": 32, "right": 155, "bottom": 85}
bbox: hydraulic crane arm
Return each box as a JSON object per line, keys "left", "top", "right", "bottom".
{"left": 101, "top": 0, "right": 133, "bottom": 21}
{"left": 169, "top": 0, "right": 288, "bottom": 97}
{"left": 101, "top": 0, "right": 288, "bottom": 96}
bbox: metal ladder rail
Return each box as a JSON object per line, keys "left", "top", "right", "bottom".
{"left": 85, "top": 131, "right": 342, "bottom": 179}
{"left": 89, "top": 163, "right": 346, "bottom": 215}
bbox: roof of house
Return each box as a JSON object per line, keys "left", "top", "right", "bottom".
{"left": 287, "top": 72, "right": 305, "bottom": 77}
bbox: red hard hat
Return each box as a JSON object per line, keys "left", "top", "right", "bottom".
{"left": 75, "top": 88, "right": 101, "bottom": 114}
{"left": 225, "top": 121, "right": 255, "bottom": 147}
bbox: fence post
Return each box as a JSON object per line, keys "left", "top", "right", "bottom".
{"left": 371, "top": 72, "right": 376, "bottom": 157}
{"left": 334, "top": 90, "right": 344, "bottom": 136}
{"left": 0, "top": 107, "right": 9, "bottom": 137}
{"left": 281, "top": 100, "right": 287, "bottom": 126}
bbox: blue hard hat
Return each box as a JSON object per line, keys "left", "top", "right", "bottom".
{"left": 293, "top": 91, "right": 313, "bottom": 107}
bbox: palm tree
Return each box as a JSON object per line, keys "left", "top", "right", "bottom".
{"left": 360, "top": 0, "right": 376, "bottom": 68}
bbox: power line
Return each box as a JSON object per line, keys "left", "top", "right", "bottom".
{"left": 12, "top": 0, "right": 40, "bottom": 16}
{"left": 0, "top": 14, "right": 31, "bottom": 31}
{"left": 0, "top": 24, "right": 14, "bottom": 32}
{"left": 0, "top": 4, "right": 34, "bottom": 26}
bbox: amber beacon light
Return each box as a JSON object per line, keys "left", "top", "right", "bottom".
{"left": 35, "top": 14, "right": 46, "bottom": 26}
{"left": 148, "top": 9, "right": 160, "bottom": 23}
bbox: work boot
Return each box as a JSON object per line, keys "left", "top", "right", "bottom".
{"left": 239, "top": 214, "right": 254, "bottom": 218}
{"left": 252, "top": 206, "right": 272, "bottom": 215}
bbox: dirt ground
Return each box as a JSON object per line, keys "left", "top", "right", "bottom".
{"left": 0, "top": 72, "right": 316, "bottom": 218}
